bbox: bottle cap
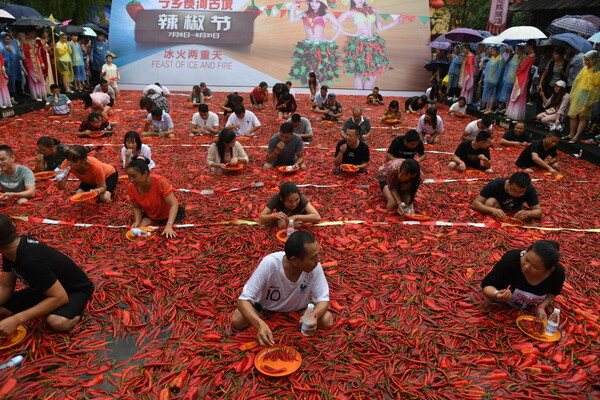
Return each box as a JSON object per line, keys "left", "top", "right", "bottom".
{"left": 553, "top": 308, "right": 560, "bottom": 313}
{"left": 307, "top": 303, "right": 314, "bottom": 311}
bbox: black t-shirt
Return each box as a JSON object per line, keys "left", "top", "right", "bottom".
{"left": 516, "top": 140, "right": 557, "bottom": 169}
{"left": 367, "top": 93, "right": 383, "bottom": 102}
{"left": 454, "top": 141, "right": 491, "bottom": 170}
{"left": 266, "top": 193, "right": 309, "bottom": 216}
{"left": 481, "top": 250, "right": 565, "bottom": 297}
{"left": 2, "top": 236, "right": 93, "bottom": 294}
{"left": 480, "top": 178, "right": 539, "bottom": 211}
{"left": 405, "top": 96, "right": 424, "bottom": 111}
{"left": 502, "top": 129, "right": 532, "bottom": 143}
{"left": 335, "top": 139, "right": 370, "bottom": 165}
{"left": 387, "top": 135, "right": 425, "bottom": 159}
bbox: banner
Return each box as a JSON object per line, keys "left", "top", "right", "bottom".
{"left": 109, "top": 0, "right": 431, "bottom": 90}
{"left": 486, "top": 0, "right": 510, "bottom": 34}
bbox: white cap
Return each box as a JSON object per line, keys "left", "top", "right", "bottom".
{"left": 555, "top": 80, "right": 566, "bottom": 88}
{"left": 553, "top": 308, "right": 560, "bottom": 313}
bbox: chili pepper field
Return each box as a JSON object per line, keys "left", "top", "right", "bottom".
{"left": 0, "top": 91, "right": 599, "bottom": 399}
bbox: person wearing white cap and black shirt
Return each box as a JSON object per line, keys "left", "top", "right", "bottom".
{"left": 536, "top": 80, "right": 570, "bottom": 131}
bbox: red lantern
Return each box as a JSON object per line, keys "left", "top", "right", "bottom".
{"left": 430, "top": 0, "right": 445, "bottom": 9}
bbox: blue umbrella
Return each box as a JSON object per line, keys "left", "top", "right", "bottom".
{"left": 0, "top": 4, "right": 42, "bottom": 18}
{"left": 551, "top": 33, "right": 593, "bottom": 53}
{"left": 548, "top": 16, "right": 597, "bottom": 38}
{"left": 427, "top": 41, "right": 454, "bottom": 51}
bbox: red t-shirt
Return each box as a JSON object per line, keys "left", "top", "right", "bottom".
{"left": 251, "top": 87, "right": 268, "bottom": 102}
{"left": 126, "top": 175, "right": 174, "bottom": 220}
{"left": 61, "top": 157, "right": 116, "bottom": 185}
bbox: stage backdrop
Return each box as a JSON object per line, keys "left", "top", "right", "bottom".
{"left": 109, "top": 0, "right": 432, "bottom": 90}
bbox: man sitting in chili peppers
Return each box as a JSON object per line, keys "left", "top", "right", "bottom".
{"left": 231, "top": 231, "right": 333, "bottom": 346}
{"left": 0, "top": 214, "right": 94, "bottom": 335}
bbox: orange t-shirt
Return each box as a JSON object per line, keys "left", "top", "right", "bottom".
{"left": 61, "top": 157, "right": 116, "bottom": 185}
{"left": 126, "top": 175, "right": 174, "bottom": 220}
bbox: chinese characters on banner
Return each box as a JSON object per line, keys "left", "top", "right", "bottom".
{"left": 157, "top": 0, "right": 233, "bottom": 9}
{"left": 486, "top": 0, "right": 510, "bottom": 34}
{"left": 135, "top": 11, "right": 254, "bottom": 44}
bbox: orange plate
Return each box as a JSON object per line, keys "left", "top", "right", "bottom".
{"left": 236, "top": 136, "right": 254, "bottom": 142}
{"left": 340, "top": 164, "right": 360, "bottom": 172}
{"left": 275, "top": 229, "right": 289, "bottom": 243}
{"left": 34, "top": 171, "right": 58, "bottom": 180}
{"left": 454, "top": 113, "right": 467, "bottom": 118}
{"left": 125, "top": 226, "right": 156, "bottom": 241}
{"left": 465, "top": 169, "right": 485, "bottom": 176}
{"left": 184, "top": 102, "right": 196, "bottom": 107}
{"left": 87, "top": 131, "right": 105, "bottom": 138}
{"left": 69, "top": 191, "right": 99, "bottom": 203}
{"left": 0, "top": 325, "right": 27, "bottom": 350}
{"left": 404, "top": 213, "right": 431, "bottom": 221}
{"left": 222, "top": 163, "right": 244, "bottom": 171}
{"left": 48, "top": 115, "right": 63, "bottom": 120}
{"left": 496, "top": 216, "right": 524, "bottom": 226}
{"left": 384, "top": 119, "right": 399, "bottom": 124}
{"left": 277, "top": 165, "right": 299, "bottom": 173}
{"left": 516, "top": 315, "right": 560, "bottom": 342}
{"left": 254, "top": 346, "right": 302, "bottom": 377}
{"left": 275, "top": 118, "right": 286, "bottom": 122}
{"left": 580, "top": 140, "right": 597, "bottom": 145}
{"left": 119, "top": 174, "right": 129, "bottom": 181}
{"left": 423, "top": 144, "right": 435, "bottom": 149}
{"left": 321, "top": 120, "right": 334, "bottom": 124}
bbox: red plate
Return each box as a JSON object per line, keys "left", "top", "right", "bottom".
{"left": 34, "top": 171, "right": 58, "bottom": 180}
{"left": 496, "top": 216, "right": 524, "bottom": 226}
{"left": 454, "top": 113, "right": 467, "bottom": 118}
{"left": 222, "top": 163, "right": 244, "bottom": 171}
{"left": 277, "top": 165, "right": 299, "bottom": 173}
{"left": 69, "top": 191, "right": 99, "bottom": 202}
{"left": 580, "top": 140, "right": 597, "bottom": 145}
{"left": 254, "top": 346, "right": 302, "bottom": 377}
{"left": 404, "top": 213, "right": 431, "bottom": 221}
{"left": 340, "top": 164, "right": 360, "bottom": 172}
{"left": 87, "top": 131, "right": 105, "bottom": 138}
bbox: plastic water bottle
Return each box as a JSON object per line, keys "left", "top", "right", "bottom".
{"left": 301, "top": 303, "right": 316, "bottom": 336}
{"left": 0, "top": 353, "right": 26, "bottom": 371}
{"left": 286, "top": 219, "right": 295, "bottom": 237}
{"left": 131, "top": 228, "right": 152, "bottom": 237}
{"left": 55, "top": 166, "right": 70, "bottom": 181}
{"left": 545, "top": 308, "right": 560, "bottom": 336}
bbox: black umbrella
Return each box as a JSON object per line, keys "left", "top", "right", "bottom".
{"left": 11, "top": 16, "right": 56, "bottom": 27}
{"left": 56, "top": 25, "right": 86, "bottom": 35}
{"left": 81, "top": 23, "right": 108, "bottom": 35}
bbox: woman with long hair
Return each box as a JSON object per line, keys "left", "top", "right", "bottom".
{"left": 338, "top": 0, "right": 400, "bottom": 89}
{"left": 377, "top": 158, "right": 422, "bottom": 214}
{"left": 459, "top": 44, "right": 476, "bottom": 104}
{"left": 21, "top": 27, "right": 46, "bottom": 101}
{"left": 206, "top": 128, "right": 249, "bottom": 170}
{"left": 498, "top": 44, "right": 524, "bottom": 111}
{"left": 34, "top": 136, "right": 68, "bottom": 172}
{"left": 506, "top": 39, "right": 536, "bottom": 121}
{"left": 288, "top": 0, "right": 343, "bottom": 86}
{"left": 416, "top": 107, "right": 444, "bottom": 144}
{"left": 536, "top": 81, "right": 570, "bottom": 127}
{"left": 121, "top": 131, "right": 155, "bottom": 169}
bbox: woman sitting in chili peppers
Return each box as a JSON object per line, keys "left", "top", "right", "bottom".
{"left": 56, "top": 145, "right": 118, "bottom": 204}
{"left": 377, "top": 158, "right": 422, "bottom": 215}
{"left": 258, "top": 182, "right": 321, "bottom": 228}
{"left": 125, "top": 158, "right": 185, "bottom": 239}
{"left": 481, "top": 240, "right": 565, "bottom": 320}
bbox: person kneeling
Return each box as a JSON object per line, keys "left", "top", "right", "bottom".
{"left": 448, "top": 130, "right": 493, "bottom": 173}
{"left": 481, "top": 240, "right": 564, "bottom": 320}
{"left": 471, "top": 172, "right": 541, "bottom": 220}
{"left": 0, "top": 214, "right": 94, "bottom": 334}
{"left": 231, "top": 231, "right": 333, "bottom": 346}
{"left": 377, "top": 158, "right": 421, "bottom": 214}
{"left": 78, "top": 112, "right": 114, "bottom": 138}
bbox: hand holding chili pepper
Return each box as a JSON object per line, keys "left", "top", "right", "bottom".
{"left": 494, "top": 288, "right": 512, "bottom": 302}
{"left": 257, "top": 321, "right": 275, "bottom": 347}
{"left": 514, "top": 210, "right": 529, "bottom": 220}
{"left": 491, "top": 208, "right": 507, "bottom": 219}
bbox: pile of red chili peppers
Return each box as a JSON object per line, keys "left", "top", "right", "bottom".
{"left": 0, "top": 90, "right": 598, "bottom": 399}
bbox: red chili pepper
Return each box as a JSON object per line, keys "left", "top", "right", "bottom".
{"left": 199, "top": 333, "right": 222, "bottom": 342}
{"left": 159, "top": 388, "right": 171, "bottom": 400}
{"left": 87, "top": 364, "right": 111, "bottom": 376}
{"left": 81, "top": 375, "right": 104, "bottom": 388}
{"left": 168, "top": 370, "right": 188, "bottom": 393}
{"left": 238, "top": 341, "right": 259, "bottom": 351}
{"left": 0, "top": 378, "right": 17, "bottom": 396}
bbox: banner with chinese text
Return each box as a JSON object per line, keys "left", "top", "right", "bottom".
{"left": 110, "top": 0, "right": 431, "bottom": 90}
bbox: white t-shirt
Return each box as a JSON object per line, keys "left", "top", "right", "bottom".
{"left": 226, "top": 110, "right": 261, "bottom": 137}
{"left": 121, "top": 144, "right": 155, "bottom": 169}
{"left": 416, "top": 115, "right": 444, "bottom": 135}
{"left": 191, "top": 111, "right": 219, "bottom": 130}
{"left": 449, "top": 101, "right": 467, "bottom": 114}
{"left": 465, "top": 119, "right": 491, "bottom": 140}
{"left": 239, "top": 252, "right": 330, "bottom": 312}
{"left": 101, "top": 63, "right": 118, "bottom": 81}
{"left": 143, "top": 84, "right": 171, "bottom": 96}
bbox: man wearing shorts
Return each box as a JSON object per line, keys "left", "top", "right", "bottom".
{"left": 0, "top": 214, "right": 93, "bottom": 334}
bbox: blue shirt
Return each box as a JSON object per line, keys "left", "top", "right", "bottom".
{"left": 90, "top": 39, "right": 107, "bottom": 70}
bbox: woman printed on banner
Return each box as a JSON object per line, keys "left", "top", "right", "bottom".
{"left": 338, "top": 0, "right": 400, "bottom": 90}
{"left": 288, "top": 0, "right": 344, "bottom": 86}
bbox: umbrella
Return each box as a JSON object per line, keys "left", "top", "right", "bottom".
{"left": 0, "top": 4, "right": 42, "bottom": 19}
{"left": 56, "top": 25, "right": 86, "bottom": 35}
{"left": 445, "top": 28, "right": 483, "bottom": 43}
{"left": 81, "top": 23, "right": 107, "bottom": 35}
{"left": 482, "top": 36, "right": 504, "bottom": 44}
{"left": 581, "top": 15, "right": 600, "bottom": 28}
{"left": 427, "top": 41, "right": 454, "bottom": 51}
{"left": 497, "top": 26, "right": 546, "bottom": 41}
{"left": 548, "top": 16, "right": 597, "bottom": 38}
{"left": 589, "top": 32, "right": 600, "bottom": 44}
{"left": 0, "top": 10, "right": 15, "bottom": 23}
{"left": 81, "top": 27, "right": 97, "bottom": 37}
{"left": 551, "top": 33, "right": 593, "bottom": 53}
{"left": 424, "top": 59, "right": 449, "bottom": 72}
{"left": 11, "top": 16, "right": 56, "bottom": 27}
